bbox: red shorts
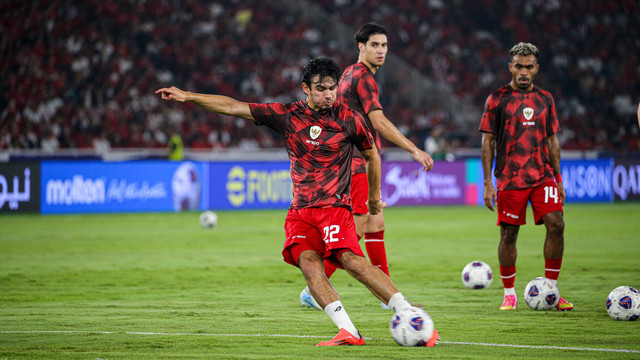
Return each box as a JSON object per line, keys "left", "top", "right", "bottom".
{"left": 350, "top": 172, "right": 369, "bottom": 215}
{"left": 496, "top": 181, "right": 563, "bottom": 226}
{"left": 283, "top": 207, "right": 365, "bottom": 269}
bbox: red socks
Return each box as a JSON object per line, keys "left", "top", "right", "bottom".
{"left": 545, "top": 258, "right": 562, "bottom": 281}
{"left": 500, "top": 265, "right": 516, "bottom": 289}
{"left": 499, "top": 259, "right": 562, "bottom": 290}
{"left": 364, "top": 231, "right": 389, "bottom": 277}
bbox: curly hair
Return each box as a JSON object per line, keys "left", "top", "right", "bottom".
{"left": 300, "top": 57, "right": 342, "bottom": 87}
{"left": 509, "top": 42, "right": 539, "bottom": 60}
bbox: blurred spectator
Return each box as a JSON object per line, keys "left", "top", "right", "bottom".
{"left": 423, "top": 126, "right": 449, "bottom": 160}
{"left": 92, "top": 129, "right": 111, "bottom": 155}
{"left": 40, "top": 128, "right": 59, "bottom": 153}
{"left": 167, "top": 126, "right": 184, "bottom": 161}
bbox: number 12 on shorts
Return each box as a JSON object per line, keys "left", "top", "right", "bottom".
{"left": 323, "top": 225, "right": 341, "bottom": 243}
{"left": 544, "top": 186, "right": 559, "bottom": 203}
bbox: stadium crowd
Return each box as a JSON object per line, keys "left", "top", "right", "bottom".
{"left": 317, "top": 0, "right": 640, "bottom": 153}
{"left": 1, "top": 0, "right": 639, "bottom": 154}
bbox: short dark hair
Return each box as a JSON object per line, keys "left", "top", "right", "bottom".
{"left": 509, "top": 42, "right": 539, "bottom": 60}
{"left": 301, "top": 57, "right": 342, "bottom": 87}
{"left": 355, "top": 22, "right": 387, "bottom": 45}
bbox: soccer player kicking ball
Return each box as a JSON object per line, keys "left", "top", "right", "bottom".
{"left": 479, "top": 43, "right": 573, "bottom": 311}
{"left": 156, "top": 57, "right": 438, "bottom": 346}
{"left": 301, "top": 22, "right": 433, "bottom": 311}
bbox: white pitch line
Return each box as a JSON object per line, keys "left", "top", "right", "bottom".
{"left": 1, "top": 330, "right": 639, "bottom": 354}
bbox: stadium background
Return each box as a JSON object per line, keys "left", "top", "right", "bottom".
{"left": 1, "top": 0, "right": 640, "bottom": 214}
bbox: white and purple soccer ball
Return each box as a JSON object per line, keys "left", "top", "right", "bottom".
{"left": 606, "top": 286, "right": 640, "bottom": 321}
{"left": 524, "top": 277, "right": 560, "bottom": 310}
{"left": 199, "top": 210, "right": 218, "bottom": 228}
{"left": 461, "top": 261, "right": 493, "bottom": 289}
{"left": 389, "top": 307, "right": 435, "bottom": 347}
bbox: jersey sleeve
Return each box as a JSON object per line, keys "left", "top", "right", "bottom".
{"left": 350, "top": 110, "right": 375, "bottom": 152}
{"left": 357, "top": 73, "right": 383, "bottom": 115}
{"left": 248, "top": 102, "right": 287, "bottom": 134}
{"left": 479, "top": 93, "right": 499, "bottom": 134}
{"left": 546, "top": 94, "right": 560, "bottom": 136}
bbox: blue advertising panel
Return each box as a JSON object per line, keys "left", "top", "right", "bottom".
{"left": 41, "top": 161, "right": 204, "bottom": 214}
{"left": 206, "top": 160, "right": 468, "bottom": 210}
{"left": 207, "top": 162, "right": 293, "bottom": 210}
{"left": 561, "top": 159, "right": 613, "bottom": 203}
{"left": 467, "top": 158, "right": 613, "bottom": 205}
{"left": 612, "top": 159, "right": 640, "bottom": 202}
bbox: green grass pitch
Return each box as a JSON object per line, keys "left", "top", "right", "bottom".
{"left": 1, "top": 203, "right": 639, "bottom": 359}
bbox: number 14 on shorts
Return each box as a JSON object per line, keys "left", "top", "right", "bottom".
{"left": 544, "top": 186, "right": 559, "bottom": 203}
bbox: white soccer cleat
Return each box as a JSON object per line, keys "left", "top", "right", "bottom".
{"left": 299, "top": 287, "right": 323, "bottom": 311}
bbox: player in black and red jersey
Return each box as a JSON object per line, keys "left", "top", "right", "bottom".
{"left": 480, "top": 42, "right": 573, "bottom": 311}
{"left": 300, "top": 23, "right": 433, "bottom": 310}
{"left": 156, "top": 57, "right": 438, "bottom": 347}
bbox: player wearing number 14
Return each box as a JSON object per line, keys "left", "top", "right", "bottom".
{"left": 479, "top": 42, "right": 573, "bottom": 311}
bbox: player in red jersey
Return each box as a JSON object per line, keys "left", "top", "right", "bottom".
{"left": 303, "top": 23, "right": 433, "bottom": 309}
{"left": 480, "top": 43, "right": 573, "bottom": 311}
{"left": 156, "top": 57, "right": 438, "bottom": 347}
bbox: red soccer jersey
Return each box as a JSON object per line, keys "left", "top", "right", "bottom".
{"left": 479, "top": 84, "right": 560, "bottom": 191}
{"left": 249, "top": 100, "right": 375, "bottom": 210}
{"left": 337, "top": 62, "right": 383, "bottom": 175}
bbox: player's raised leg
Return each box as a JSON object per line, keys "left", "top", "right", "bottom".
{"left": 338, "top": 251, "right": 439, "bottom": 346}
{"left": 339, "top": 251, "right": 402, "bottom": 307}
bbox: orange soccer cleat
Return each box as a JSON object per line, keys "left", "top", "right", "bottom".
{"left": 316, "top": 328, "right": 365, "bottom": 346}
{"left": 424, "top": 329, "right": 440, "bottom": 347}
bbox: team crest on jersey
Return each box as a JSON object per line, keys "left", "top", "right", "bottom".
{"left": 310, "top": 126, "right": 322, "bottom": 139}
{"left": 523, "top": 107, "right": 534, "bottom": 120}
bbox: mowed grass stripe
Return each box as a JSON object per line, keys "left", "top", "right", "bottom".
{"left": 1, "top": 203, "right": 639, "bottom": 359}
{"left": 2, "top": 330, "right": 639, "bottom": 354}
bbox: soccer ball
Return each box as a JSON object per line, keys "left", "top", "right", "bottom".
{"left": 199, "top": 210, "right": 218, "bottom": 228}
{"left": 606, "top": 286, "right": 640, "bottom": 321}
{"left": 461, "top": 260, "right": 493, "bottom": 289}
{"left": 389, "top": 307, "right": 435, "bottom": 347}
{"left": 524, "top": 277, "right": 560, "bottom": 310}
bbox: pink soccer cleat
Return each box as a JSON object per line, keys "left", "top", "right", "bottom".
{"left": 499, "top": 295, "right": 518, "bottom": 310}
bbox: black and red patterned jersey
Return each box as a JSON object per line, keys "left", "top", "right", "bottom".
{"left": 337, "top": 62, "right": 383, "bottom": 175}
{"left": 479, "top": 84, "right": 560, "bottom": 191}
{"left": 249, "top": 100, "right": 375, "bottom": 210}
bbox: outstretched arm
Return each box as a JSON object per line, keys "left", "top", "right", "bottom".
{"left": 368, "top": 110, "right": 434, "bottom": 171}
{"left": 548, "top": 134, "right": 566, "bottom": 205}
{"left": 155, "top": 86, "right": 255, "bottom": 122}
{"left": 481, "top": 132, "right": 496, "bottom": 211}
{"left": 360, "top": 146, "right": 386, "bottom": 215}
